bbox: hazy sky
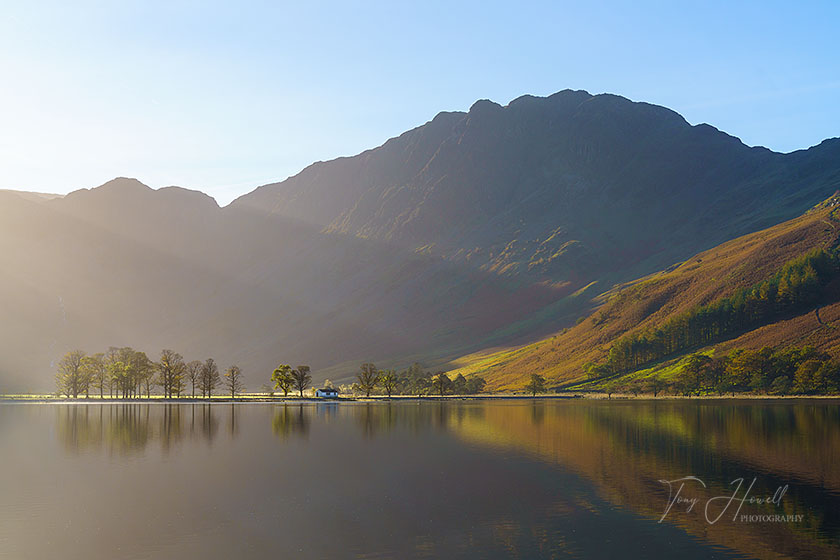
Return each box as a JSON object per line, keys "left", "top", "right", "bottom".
{"left": 2, "top": 1, "right": 838, "bottom": 205}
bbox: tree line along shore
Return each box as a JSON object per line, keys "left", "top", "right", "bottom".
{"left": 41, "top": 343, "right": 840, "bottom": 402}
{"left": 579, "top": 345, "right": 840, "bottom": 398}
{"left": 51, "top": 348, "right": 490, "bottom": 400}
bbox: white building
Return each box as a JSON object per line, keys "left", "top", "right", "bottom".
{"left": 316, "top": 387, "right": 339, "bottom": 398}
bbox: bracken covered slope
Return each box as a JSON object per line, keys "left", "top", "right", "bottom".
{"left": 448, "top": 198, "right": 840, "bottom": 390}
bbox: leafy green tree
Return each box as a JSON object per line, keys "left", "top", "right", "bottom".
{"left": 643, "top": 377, "right": 665, "bottom": 397}
{"left": 723, "top": 349, "right": 767, "bottom": 395}
{"left": 465, "top": 376, "right": 487, "bottom": 394}
{"left": 399, "top": 364, "right": 433, "bottom": 396}
{"left": 451, "top": 373, "right": 468, "bottom": 394}
{"left": 431, "top": 372, "right": 452, "bottom": 396}
{"left": 704, "top": 358, "right": 727, "bottom": 393}
{"left": 271, "top": 364, "right": 294, "bottom": 397}
{"left": 357, "top": 363, "right": 380, "bottom": 397}
{"left": 794, "top": 359, "right": 823, "bottom": 394}
{"left": 291, "top": 365, "right": 312, "bottom": 397}
{"left": 379, "top": 369, "right": 397, "bottom": 397}
{"left": 677, "top": 354, "right": 712, "bottom": 396}
{"left": 106, "top": 347, "right": 152, "bottom": 398}
{"left": 224, "top": 365, "right": 245, "bottom": 398}
{"left": 524, "top": 373, "right": 547, "bottom": 396}
{"left": 769, "top": 375, "right": 792, "bottom": 396}
{"left": 415, "top": 375, "right": 432, "bottom": 396}
{"left": 584, "top": 362, "right": 613, "bottom": 379}
{"left": 820, "top": 361, "right": 840, "bottom": 393}
{"left": 603, "top": 379, "right": 619, "bottom": 399}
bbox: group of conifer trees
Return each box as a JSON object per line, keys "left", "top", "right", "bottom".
{"left": 55, "top": 347, "right": 245, "bottom": 399}
{"left": 604, "top": 249, "right": 840, "bottom": 374}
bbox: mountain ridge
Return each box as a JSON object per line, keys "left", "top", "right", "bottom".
{"left": 232, "top": 89, "right": 840, "bottom": 289}
{"left": 2, "top": 89, "right": 840, "bottom": 392}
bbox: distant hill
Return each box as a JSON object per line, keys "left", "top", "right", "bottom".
{"left": 448, "top": 197, "right": 840, "bottom": 390}
{"left": 0, "top": 189, "right": 64, "bottom": 202}
{"left": 2, "top": 89, "right": 840, "bottom": 392}
{"left": 0, "top": 179, "right": 559, "bottom": 392}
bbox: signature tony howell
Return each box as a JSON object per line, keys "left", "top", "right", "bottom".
{"left": 658, "top": 476, "right": 803, "bottom": 524}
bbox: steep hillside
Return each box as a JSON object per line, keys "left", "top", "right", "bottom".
{"left": 3, "top": 89, "right": 840, "bottom": 393}
{"left": 234, "top": 90, "right": 840, "bottom": 287}
{"left": 449, "top": 198, "right": 840, "bottom": 390}
{"left": 0, "top": 180, "right": 561, "bottom": 392}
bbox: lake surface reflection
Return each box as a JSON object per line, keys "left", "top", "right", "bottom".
{"left": 0, "top": 400, "right": 838, "bottom": 559}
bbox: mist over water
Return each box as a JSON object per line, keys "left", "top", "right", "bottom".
{"left": 0, "top": 400, "right": 837, "bottom": 559}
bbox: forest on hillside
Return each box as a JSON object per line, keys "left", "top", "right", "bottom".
{"left": 600, "top": 249, "right": 840, "bottom": 375}
{"left": 588, "top": 345, "right": 840, "bottom": 397}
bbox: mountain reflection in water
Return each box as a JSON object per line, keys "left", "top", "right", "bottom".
{"left": 0, "top": 400, "right": 835, "bottom": 559}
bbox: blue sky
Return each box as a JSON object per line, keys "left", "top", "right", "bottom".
{"left": 1, "top": 1, "right": 838, "bottom": 204}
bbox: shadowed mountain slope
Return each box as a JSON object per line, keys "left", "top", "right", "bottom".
{"left": 2, "top": 89, "right": 840, "bottom": 392}
{"left": 0, "top": 180, "right": 560, "bottom": 392}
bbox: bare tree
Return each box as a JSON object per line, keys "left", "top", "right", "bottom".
{"left": 186, "top": 360, "right": 202, "bottom": 397}
{"left": 156, "top": 349, "right": 186, "bottom": 399}
{"left": 172, "top": 373, "right": 186, "bottom": 397}
{"left": 357, "top": 363, "right": 380, "bottom": 397}
{"left": 291, "top": 365, "right": 311, "bottom": 398}
{"left": 56, "top": 350, "right": 86, "bottom": 398}
{"left": 224, "top": 365, "right": 245, "bottom": 398}
{"left": 199, "top": 358, "right": 220, "bottom": 398}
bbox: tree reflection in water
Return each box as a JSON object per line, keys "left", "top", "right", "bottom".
{"left": 57, "top": 403, "right": 226, "bottom": 454}
{"left": 272, "top": 404, "right": 310, "bottom": 439}
{"left": 50, "top": 400, "right": 840, "bottom": 559}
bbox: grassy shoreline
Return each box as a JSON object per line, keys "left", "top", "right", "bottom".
{"left": 2, "top": 393, "right": 839, "bottom": 403}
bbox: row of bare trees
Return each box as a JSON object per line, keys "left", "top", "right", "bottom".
{"left": 55, "top": 347, "right": 245, "bottom": 399}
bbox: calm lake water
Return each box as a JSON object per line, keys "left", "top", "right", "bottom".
{"left": 0, "top": 400, "right": 838, "bottom": 559}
